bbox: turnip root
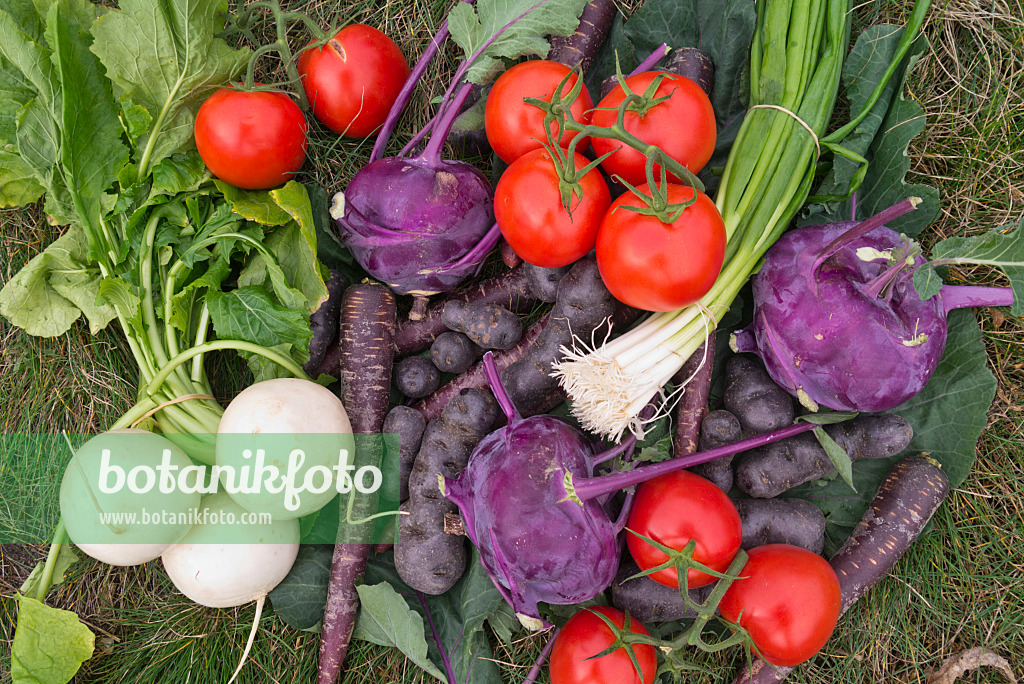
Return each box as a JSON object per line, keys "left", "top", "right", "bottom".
{"left": 60, "top": 429, "right": 200, "bottom": 566}
{"left": 216, "top": 378, "right": 354, "bottom": 520}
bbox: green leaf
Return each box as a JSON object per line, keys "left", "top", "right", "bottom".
{"left": 206, "top": 286, "right": 312, "bottom": 351}
{"left": 151, "top": 151, "right": 207, "bottom": 198}
{"left": 795, "top": 411, "right": 859, "bottom": 426}
{"left": 912, "top": 263, "right": 945, "bottom": 302}
{"left": 791, "top": 310, "right": 995, "bottom": 552}
{"left": 89, "top": 0, "right": 248, "bottom": 172}
{"left": 306, "top": 182, "right": 365, "bottom": 283}
{"left": 0, "top": 225, "right": 116, "bottom": 337}
{"left": 365, "top": 549, "right": 506, "bottom": 684}
{"left": 11, "top": 594, "right": 94, "bottom": 684}
{"left": 353, "top": 583, "right": 448, "bottom": 682}
{"left": 924, "top": 217, "right": 1024, "bottom": 316}
{"left": 486, "top": 602, "right": 520, "bottom": 646}
{"left": 215, "top": 179, "right": 294, "bottom": 226}
{"left": 812, "top": 426, "right": 855, "bottom": 492}
{"left": 0, "top": 148, "right": 45, "bottom": 206}
{"left": 268, "top": 544, "right": 333, "bottom": 633}
{"left": 633, "top": 431, "right": 673, "bottom": 465}
{"left": 48, "top": 1, "right": 129, "bottom": 242}
{"left": 18, "top": 546, "right": 79, "bottom": 597}
{"left": 244, "top": 341, "right": 305, "bottom": 383}
{"left": 449, "top": 0, "right": 589, "bottom": 84}
{"left": 240, "top": 223, "right": 328, "bottom": 314}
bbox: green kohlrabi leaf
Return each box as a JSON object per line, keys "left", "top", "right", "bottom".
{"left": 0, "top": 225, "right": 117, "bottom": 337}
{"left": 268, "top": 544, "right": 333, "bottom": 633}
{"left": 205, "top": 286, "right": 312, "bottom": 352}
{"left": 918, "top": 217, "right": 1024, "bottom": 316}
{"left": 449, "top": 0, "right": 589, "bottom": 84}
{"left": 353, "top": 583, "right": 449, "bottom": 682}
{"left": 11, "top": 594, "right": 94, "bottom": 684}
{"left": 365, "top": 549, "right": 506, "bottom": 684}
{"left": 89, "top": 0, "right": 248, "bottom": 175}
{"left": 790, "top": 309, "right": 995, "bottom": 553}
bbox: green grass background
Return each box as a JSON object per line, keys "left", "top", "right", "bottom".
{"left": 2, "top": 0, "right": 1023, "bottom": 682}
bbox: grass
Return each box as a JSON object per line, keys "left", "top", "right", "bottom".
{"left": 1, "top": 0, "right": 1023, "bottom": 682}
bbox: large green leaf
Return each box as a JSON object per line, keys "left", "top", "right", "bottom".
{"left": 364, "top": 549, "right": 506, "bottom": 684}
{"left": 268, "top": 544, "right": 333, "bottom": 633}
{"left": 206, "top": 286, "right": 311, "bottom": 352}
{"left": 791, "top": 309, "right": 996, "bottom": 552}
{"left": 11, "top": 595, "right": 94, "bottom": 684}
{"left": 449, "top": 0, "right": 589, "bottom": 84}
{"left": 0, "top": 225, "right": 116, "bottom": 337}
{"left": 89, "top": 0, "right": 248, "bottom": 172}
{"left": 353, "top": 583, "right": 448, "bottom": 682}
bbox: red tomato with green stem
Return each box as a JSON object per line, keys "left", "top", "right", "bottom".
{"left": 549, "top": 606, "right": 657, "bottom": 684}
{"left": 494, "top": 147, "right": 610, "bottom": 268}
{"left": 194, "top": 87, "right": 307, "bottom": 190}
{"left": 719, "top": 544, "right": 842, "bottom": 667}
{"left": 626, "top": 470, "right": 742, "bottom": 589}
{"left": 485, "top": 60, "right": 593, "bottom": 164}
{"left": 590, "top": 71, "right": 716, "bottom": 187}
{"left": 297, "top": 24, "right": 410, "bottom": 137}
{"left": 596, "top": 182, "right": 725, "bottom": 311}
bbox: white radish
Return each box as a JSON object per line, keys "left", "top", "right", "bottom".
{"left": 59, "top": 429, "right": 200, "bottom": 566}
{"left": 216, "top": 378, "right": 354, "bottom": 520}
{"left": 162, "top": 490, "right": 301, "bottom": 683}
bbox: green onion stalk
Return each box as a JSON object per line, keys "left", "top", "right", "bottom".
{"left": 553, "top": 0, "right": 930, "bottom": 441}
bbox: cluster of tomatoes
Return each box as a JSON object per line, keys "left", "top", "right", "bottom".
{"left": 550, "top": 470, "right": 843, "bottom": 684}
{"left": 486, "top": 60, "right": 727, "bottom": 312}
{"left": 194, "top": 24, "right": 410, "bottom": 190}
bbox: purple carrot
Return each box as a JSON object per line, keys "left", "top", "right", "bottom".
{"left": 671, "top": 333, "right": 715, "bottom": 458}
{"left": 318, "top": 284, "right": 396, "bottom": 684}
{"left": 394, "top": 264, "right": 535, "bottom": 355}
{"left": 546, "top": 0, "right": 618, "bottom": 73}
{"left": 732, "top": 455, "right": 950, "bottom": 684}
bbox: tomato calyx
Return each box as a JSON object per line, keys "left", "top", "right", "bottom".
{"left": 613, "top": 166, "right": 700, "bottom": 223}
{"left": 604, "top": 66, "right": 676, "bottom": 119}
{"left": 583, "top": 608, "right": 662, "bottom": 681}
{"left": 623, "top": 532, "right": 743, "bottom": 607}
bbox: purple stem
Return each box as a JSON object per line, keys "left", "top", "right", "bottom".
{"left": 811, "top": 197, "right": 921, "bottom": 279}
{"left": 591, "top": 435, "right": 637, "bottom": 466}
{"left": 482, "top": 351, "right": 521, "bottom": 423}
{"left": 435, "top": 223, "right": 503, "bottom": 274}
{"left": 863, "top": 258, "right": 909, "bottom": 300}
{"left": 418, "top": 591, "right": 458, "bottom": 684}
{"left": 572, "top": 421, "right": 823, "bottom": 503}
{"left": 420, "top": 82, "right": 477, "bottom": 165}
{"left": 521, "top": 628, "right": 560, "bottom": 684}
{"left": 631, "top": 43, "right": 670, "bottom": 75}
{"left": 941, "top": 284, "right": 1014, "bottom": 314}
{"left": 370, "top": 0, "right": 476, "bottom": 162}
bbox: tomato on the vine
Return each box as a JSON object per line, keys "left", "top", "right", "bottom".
{"left": 194, "top": 87, "right": 307, "bottom": 190}
{"left": 719, "top": 544, "right": 842, "bottom": 667}
{"left": 297, "top": 24, "right": 410, "bottom": 137}
{"left": 494, "top": 147, "right": 610, "bottom": 268}
{"left": 595, "top": 183, "right": 725, "bottom": 311}
{"left": 485, "top": 60, "right": 593, "bottom": 164}
{"left": 626, "top": 470, "right": 742, "bottom": 589}
{"left": 590, "top": 71, "right": 716, "bottom": 186}
{"left": 549, "top": 606, "right": 657, "bottom": 684}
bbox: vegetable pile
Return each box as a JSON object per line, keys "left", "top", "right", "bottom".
{"left": 2, "top": 0, "right": 1020, "bottom": 682}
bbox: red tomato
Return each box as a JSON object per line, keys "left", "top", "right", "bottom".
{"left": 719, "top": 544, "right": 842, "bottom": 667}
{"left": 595, "top": 183, "right": 725, "bottom": 311}
{"left": 590, "top": 71, "right": 716, "bottom": 186}
{"left": 297, "top": 24, "right": 410, "bottom": 137}
{"left": 494, "top": 147, "right": 610, "bottom": 268}
{"left": 626, "top": 470, "right": 742, "bottom": 589}
{"left": 194, "top": 87, "right": 307, "bottom": 190}
{"left": 549, "top": 606, "right": 657, "bottom": 684}
{"left": 485, "top": 60, "right": 593, "bottom": 164}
